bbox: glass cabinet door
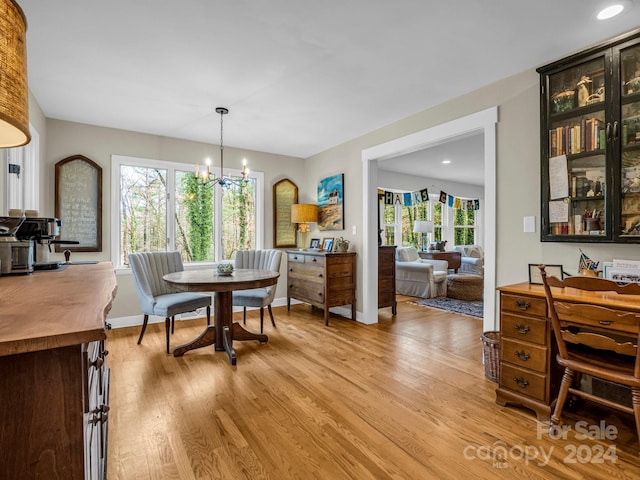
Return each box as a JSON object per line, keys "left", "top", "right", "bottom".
{"left": 544, "top": 56, "right": 609, "bottom": 239}
{"left": 619, "top": 43, "right": 640, "bottom": 238}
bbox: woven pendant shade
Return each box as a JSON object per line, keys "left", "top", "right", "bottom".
{"left": 0, "top": 0, "right": 30, "bottom": 147}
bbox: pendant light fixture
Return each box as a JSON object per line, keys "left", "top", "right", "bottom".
{"left": 195, "top": 107, "right": 249, "bottom": 188}
{"left": 0, "top": 0, "right": 30, "bottom": 147}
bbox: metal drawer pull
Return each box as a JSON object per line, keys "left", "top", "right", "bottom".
{"left": 514, "top": 324, "right": 530, "bottom": 335}
{"left": 515, "top": 300, "right": 530, "bottom": 311}
{"left": 514, "top": 350, "right": 530, "bottom": 361}
{"left": 599, "top": 320, "right": 612, "bottom": 325}
{"left": 513, "top": 377, "right": 529, "bottom": 388}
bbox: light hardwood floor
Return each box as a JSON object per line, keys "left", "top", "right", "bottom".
{"left": 106, "top": 298, "right": 640, "bottom": 479}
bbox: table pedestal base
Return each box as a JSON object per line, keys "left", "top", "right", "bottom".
{"left": 173, "top": 291, "right": 268, "bottom": 364}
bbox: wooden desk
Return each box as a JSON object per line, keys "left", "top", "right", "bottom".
{"left": 495, "top": 282, "right": 640, "bottom": 422}
{"left": 164, "top": 268, "right": 279, "bottom": 365}
{"left": 418, "top": 250, "right": 462, "bottom": 272}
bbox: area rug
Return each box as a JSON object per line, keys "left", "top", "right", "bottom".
{"left": 413, "top": 297, "right": 483, "bottom": 318}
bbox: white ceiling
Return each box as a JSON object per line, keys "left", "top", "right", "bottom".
{"left": 18, "top": 0, "right": 640, "bottom": 167}
{"left": 378, "top": 132, "right": 485, "bottom": 186}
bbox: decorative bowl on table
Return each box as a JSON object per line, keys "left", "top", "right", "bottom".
{"left": 216, "top": 263, "right": 234, "bottom": 276}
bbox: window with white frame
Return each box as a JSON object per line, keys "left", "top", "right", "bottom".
{"left": 111, "top": 155, "right": 263, "bottom": 268}
{"left": 453, "top": 207, "right": 476, "bottom": 246}
{"left": 378, "top": 191, "right": 480, "bottom": 248}
{"left": 3, "top": 126, "right": 39, "bottom": 211}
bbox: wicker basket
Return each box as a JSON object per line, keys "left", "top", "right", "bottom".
{"left": 481, "top": 331, "right": 500, "bottom": 383}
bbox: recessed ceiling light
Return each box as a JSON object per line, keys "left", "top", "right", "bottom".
{"left": 442, "top": 160, "right": 451, "bottom": 164}
{"left": 597, "top": 4, "right": 624, "bottom": 20}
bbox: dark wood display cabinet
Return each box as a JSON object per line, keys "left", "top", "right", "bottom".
{"left": 378, "top": 245, "right": 397, "bottom": 314}
{"left": 538, "top": 29, "right": 640, "bottom": 243}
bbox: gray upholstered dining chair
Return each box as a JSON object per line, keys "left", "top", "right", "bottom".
{"left": 129, "top": 251, "right": 211, "bottom": 354}
{"left": 233, "top": 249, "right": 283, "bottom": 333}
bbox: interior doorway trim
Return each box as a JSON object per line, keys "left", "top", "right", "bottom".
{"left": 361, "top": 107, "right": 498, "bottom": 332}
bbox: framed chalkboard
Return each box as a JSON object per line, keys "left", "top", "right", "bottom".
{"left": 55, "top": 155, "right": 102, "bottom": 252}
{"left": 273, "top": 178, "right": 298, "bottom": 248}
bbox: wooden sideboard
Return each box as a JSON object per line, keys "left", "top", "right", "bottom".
{"left": 418, "top": 250, "right": 462, "bottom": 272}
{"left": 0, "top": 263, "right": 117, "bottom": 479}
{"left": 287, "top": 250, "right": 356, "bottom": 325}
{"left": 495, "top": 282, "right": 640, "bottom": 422}
{"left": 378, "top": 246, "right": 397, "bottom": 314}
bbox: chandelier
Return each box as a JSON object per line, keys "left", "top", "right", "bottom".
{"left": 195, "top": 107, "right": 249, "bottom": 188}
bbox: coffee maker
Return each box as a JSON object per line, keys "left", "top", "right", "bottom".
{"left": 14, "top": 217, "right": 79, "bottom": 270}
{"left": 0, "top": 216, "right": 34, "bottom": 274}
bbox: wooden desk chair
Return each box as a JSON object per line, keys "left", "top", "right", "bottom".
{"left": 539, "top": 265, "right": 640, "bottom": 448}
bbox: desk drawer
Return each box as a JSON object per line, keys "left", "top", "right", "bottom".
{"left": 555, "top": 302, "right": 640, "bottom": 335}
{"left": 501, "top": 313, "right": 547, "bottom": 345}
{"left": 502, "top": 338, "right": 547, "bottom": 373}
{"left": 500, "top": 363, "right": 546, "bottom": 402}
{"left": 501, "top": 293, "right": 547, "bottom": 317}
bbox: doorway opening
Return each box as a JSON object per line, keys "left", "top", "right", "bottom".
{"left": 361, "top": 107, "right": 498, "bottom": 332}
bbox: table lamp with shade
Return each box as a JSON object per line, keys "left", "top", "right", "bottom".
{"left": 291, "top": 204, "right": 318, "bottom": 250}
{"left": 413, "top": 220, "right": 433, "bottom": 252}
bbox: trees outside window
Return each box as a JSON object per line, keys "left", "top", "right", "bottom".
{"left": 113, "top": 155, "right": 263, "bottom": 268}
{"left": 454, "top": 208, "right": 475, "bottom": 246}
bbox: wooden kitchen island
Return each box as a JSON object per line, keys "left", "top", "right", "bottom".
{"left": 0, "top": 263, "right": 117, "bottom": 480}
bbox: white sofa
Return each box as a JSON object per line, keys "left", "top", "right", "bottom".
{"left": 451, "top": 245, "right": 484, "bottom": 275}
{"left": 395, "top": 246, "right": 448, "bottom": 298}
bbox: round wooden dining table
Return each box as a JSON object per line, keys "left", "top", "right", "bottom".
{"left": 163, "top": 268, "right": 280, "bottom": 365}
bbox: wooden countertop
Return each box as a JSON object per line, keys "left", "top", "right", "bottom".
{"left": 0, "top": 262, "right": 117, "bottom": 357}
{"left": 498, "top": 281, "right": 640, "bottom": 313}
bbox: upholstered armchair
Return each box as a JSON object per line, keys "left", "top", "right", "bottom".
{"left": 451, "top": 245, "right": 484, "bottom": 275}
{"left": 395, "top": 246, "right": 448, "bottom": 298}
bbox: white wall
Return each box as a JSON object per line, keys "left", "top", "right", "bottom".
{"left": 43, "top": 119, "right": 306, "bottom": 319}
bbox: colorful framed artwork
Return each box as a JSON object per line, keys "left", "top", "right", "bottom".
{"left": 322, "top": 237, "right": 334, "bottom": 252}
{"left": 318, "top": 173, "right": 344, "bottom": 231}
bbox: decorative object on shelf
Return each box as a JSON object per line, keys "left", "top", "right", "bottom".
{"left": 576, "top": 76, "right": 592, "bottom": 107}
{"left": 322, "top": 237, "right": 334, "bottom": 252}
{"left": 625, "top": 76, "right": 640, "bottom": 94}
{"left": 0, "top": 0, "right": 29, "bottom": 148}
{"left": 551, "top": 90, "right": 575, "bottom": 113}
{"left": 318, "top": 173, "right": 344, "bottom": 230}
{"left": 309, "top": 238, "right": 320, "bottom": 250}
{"left": 334, "top": 237, "right": 349, "bottom": 253}
{"left": 291, "top": 203, "right": 318, "bottom": 250}
{"left": 217, "top": 262, "right": 234, "bottom": 275}
{"left": 194, "top": 107, "right": 249, "bottom": 188}
{"left": 413, "top": 220, "right": 433, "bottom": 251}
{"left": 273, "top": 178, "right": 298, "bottom": 248}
